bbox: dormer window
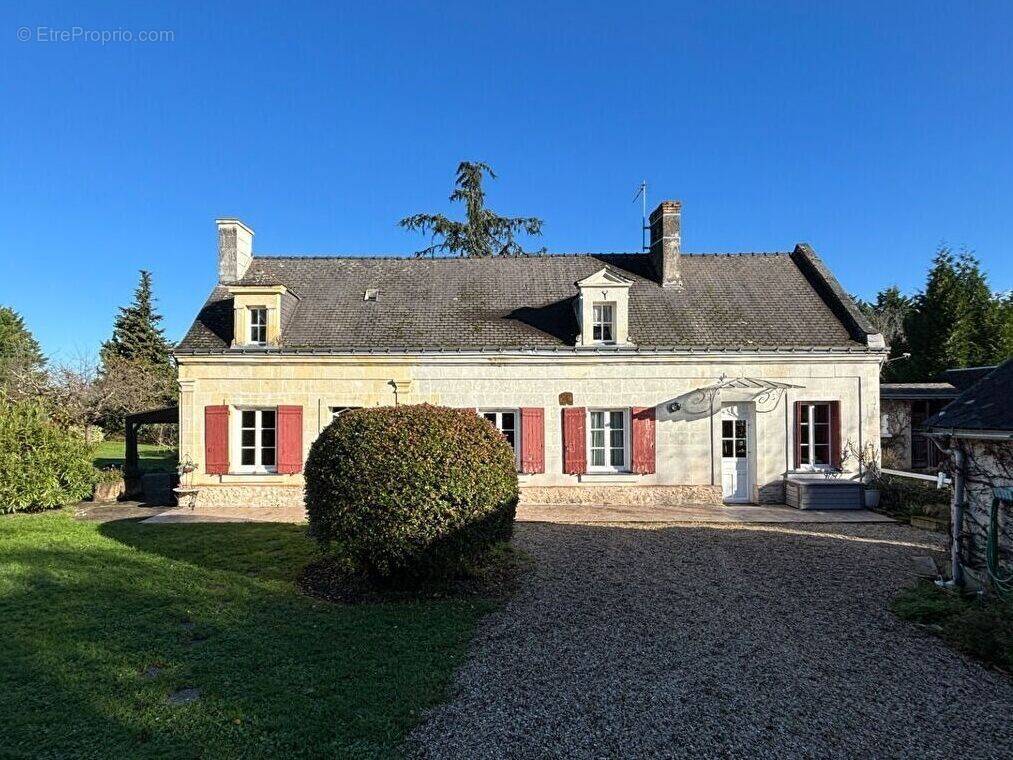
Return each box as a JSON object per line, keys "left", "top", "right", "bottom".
{"left": 592, "top": 302, "right": 616, "bottom": 343}
{"left": 248, "top": 307, "right": 267, "bottom": 345}
{"left": 574, "top": 268, "right": 634, "bottom": 348}
{"left": 228, "top": 284, "right": 288, "bottom": 349}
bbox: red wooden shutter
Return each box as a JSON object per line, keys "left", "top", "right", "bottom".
{"left": 829, "top": 400, "right": 842, "bottom": 469}
{"left": 519, "top": 408, "right": 545, "bottom": 474}
{"left": 793, "top": 401, "right": 803, "bottom": 469}
{"left": 561, "top": 407, "right": 586, "bottom": 475}
{"left": 276, "top": 405, "right": 304, "bottom": 474}
{"left": 205, "top": 405, "right": 229, "bottom": 475}
{"left": 631, "top": 406, "right": 656, "bottom": 474}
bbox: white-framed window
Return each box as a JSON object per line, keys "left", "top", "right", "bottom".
{"left": 480, "top": 409, "right": 520, "bottom": 466}
{"left": 329, "top": 406, "right": 360, "bottom": 421}
{"left": 798, "top": 402, "right": 832, "bottom": 467}
{"left": 592, "top": 302, "right": 616, "bottom": 343}
{"left": 248, "top": 307, "right": 268, "bottom": 345}
{"left": 238, "top": 408, "right": 276, "bottom": 472}
{"left": 587, "top": 409, "right": 628, "bottom": 472}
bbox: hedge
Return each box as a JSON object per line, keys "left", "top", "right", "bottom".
{"left": 304, "top": 404, "right": 518, "bottom": 578}
{"left": 0, "top": 397, "right": 97, "bottom": 513}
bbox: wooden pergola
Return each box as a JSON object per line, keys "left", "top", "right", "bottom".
{"left": 123, "top": 406, "right": 178, "bottom": 479}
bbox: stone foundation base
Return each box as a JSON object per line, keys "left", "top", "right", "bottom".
{"left": 193, "top": 485, "right": 303, "bottom": 509}
{"left": 519, "top": 485, "right": 722, "bottom": 507}
{"left": 193, "top": 483, "right": 724, "bottom": 509}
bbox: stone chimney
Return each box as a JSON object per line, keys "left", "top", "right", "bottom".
{"left": 649, "top": 201, "right": 682, "bottom": 288}
{"left": 216, "top": 218, "right": 254, "bottom": 284}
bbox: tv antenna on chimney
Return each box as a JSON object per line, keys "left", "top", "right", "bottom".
{"left": 632, "top": 180, "right": 648, "bottom": 251}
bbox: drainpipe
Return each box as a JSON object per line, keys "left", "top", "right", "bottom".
{"left": 950, "top": 442, "right": 966, "bottom": 587}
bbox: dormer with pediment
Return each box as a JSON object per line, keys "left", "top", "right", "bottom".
{"left": 574, "top": 267, "right": 634, "bottom": 348}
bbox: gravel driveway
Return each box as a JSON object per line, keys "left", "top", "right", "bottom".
{"left": 406, "top": 522, "right": 1013, "bottom": 759}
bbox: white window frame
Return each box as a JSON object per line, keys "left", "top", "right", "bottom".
{"left": 235, "top": 407, "right": 277, "bottom": 474}
{"left": 248, "top": 307, "right": 268, "bottom": 346}
{"left": 586, "top": 408, "right": 630, "bottom": 473}
{"left": 798, "top": 401, "right": 833, "bottom": 470}
{"left": 479, "top": 409, "right": 521, "bottom": 468}
{"left": 592, "top": 302, "right": 616, "bottom": 344}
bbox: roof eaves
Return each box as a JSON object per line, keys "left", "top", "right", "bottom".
{"left": 789, "top": 244, "right": 880, "bottom": 345}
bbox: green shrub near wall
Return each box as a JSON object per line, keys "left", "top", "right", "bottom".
{"left": 0, "top": 397, "right": 97, "bottom": 513}
{"left": 304, "top": 404, "right": 518, "bottom": 578}
{"left": 878, "top": 473, "right": 952, "bottom": 520}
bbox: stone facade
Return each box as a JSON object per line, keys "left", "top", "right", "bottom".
{"left": 177, "top": 351, "right": 882, "bottom": 509}
{"left": 959, "top": 439, "right": 1013, "bottom": 582}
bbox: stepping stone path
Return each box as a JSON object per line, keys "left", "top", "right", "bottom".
{"left": 168, "top": 687, "right": 201, "bottom": 705}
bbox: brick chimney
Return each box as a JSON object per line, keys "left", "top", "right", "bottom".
{"left": 216, "top": 218, "right": 254, "bottom": 284}
{"left": 649, "top": 201, "right": 682, "bottom": 288}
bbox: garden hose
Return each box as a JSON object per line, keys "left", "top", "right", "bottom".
{"left": 986, "top": 488, "right": 1013, "bottom": 599}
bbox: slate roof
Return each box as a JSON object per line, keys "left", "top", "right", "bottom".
{"left": 176, "top": 247, "right": 879, "bottom": 353}
{"left": 924, "top": 360, "right": 1013, "bottom": 435}
{"left": 881, "top": 382, "right": 959, "bottom": 400}
{"left": 938, "top": 365, "right": 998, "bottom": 392}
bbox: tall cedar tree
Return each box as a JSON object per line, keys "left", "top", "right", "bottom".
{"left": 0, "top": 306, "right": 46, "bottom": 396}
{"left": 100, "top": 271, "right": 172, "bottom": 367}
{"left": 400, "top": 162, "right": 545, "bottom": 257}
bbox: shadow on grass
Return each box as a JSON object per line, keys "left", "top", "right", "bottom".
{"left": 3, "top": 511, "right": 494, "bottom": 757}
{"left": 99, "top": 518, "right": 316, "bottom": 584}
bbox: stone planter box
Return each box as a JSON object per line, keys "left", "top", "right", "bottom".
{"left": 92, "top": 479, "right": 125, "bottom": 503}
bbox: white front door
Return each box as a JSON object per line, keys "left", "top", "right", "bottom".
{"left": 721, "top": 404, "right": 752, "bottom": 503}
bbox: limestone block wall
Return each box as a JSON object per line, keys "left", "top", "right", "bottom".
{"left": 177, "top": 352, "right": 882, "bottom": 507}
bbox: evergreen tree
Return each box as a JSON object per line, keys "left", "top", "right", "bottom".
{"left": 996, "top": 292, "right": 1013, "bottom": 362}
{"left": 0, "top": 306, "right": 46, "bottom": 396}
{"left": 400, "top": 162, "right": 545, "bottom": 257}
{"left": 947, "top": 251, "right": 998, "bottom": 368}
{"left": 856, "top": 287, "right": 913, "bottom": 381}
{"left": 100, "top": 270, "right": 172, "bottom": 367}
{"left": 902, "top": 247, "right": 963, "bottom": 381}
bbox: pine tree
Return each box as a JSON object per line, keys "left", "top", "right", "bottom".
{"left": 0, "top": 306, "right": 46, "bottom": 396}
{"left": 100, "top": 271, "right": 172, "bottom": 367}
{"left": 400, "top": 162, "right": 545, "bottom": 257}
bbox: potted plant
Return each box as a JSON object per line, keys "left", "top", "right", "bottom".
{"left": 843, "top": 441, "right": 882, "bottom": 508}
{"left": 92, "top": 466, "right": 125, "bottom": 502}
{"left": 172, "top": 455, "right": 199, "bottom": 509}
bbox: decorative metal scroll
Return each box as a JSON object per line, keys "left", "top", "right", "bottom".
{"left": 666, "top": 375, "right": 804, "bottom": 416}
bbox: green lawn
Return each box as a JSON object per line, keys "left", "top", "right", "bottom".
{"left": 0, "top": 510, "right": 492, "bottom": 758}
{"left": 93, "top": 440, "right": 178, "bottom": 472}
{"left": 893, "top": 581, "right": 1013, "bottom": 672}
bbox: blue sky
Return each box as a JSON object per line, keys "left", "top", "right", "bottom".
{"left": 2, "top": 1, "right": 1011, "bottom": 359}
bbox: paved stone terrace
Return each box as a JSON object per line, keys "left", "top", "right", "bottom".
{"left": 138, "top": 502, "right": 894, "bottom": 525}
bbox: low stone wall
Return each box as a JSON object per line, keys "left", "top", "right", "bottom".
{"left": 519, "top": 485, "right": 722, "bottom": 507}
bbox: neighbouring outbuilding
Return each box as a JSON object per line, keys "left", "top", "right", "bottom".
{"left": 173, "top": 201, "right": 887, "bottom": 512}
{"left": 923, "top": 359, "right": 1013, "bottom": 589}
{"left": 880, "top": 365, "right": 995, "bottom": 472}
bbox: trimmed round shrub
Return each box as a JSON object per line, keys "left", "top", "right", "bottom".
{"left": 0, "top": 397, "right": 97, "bottom": 513}
{"left": 304, "top": 404, "right": 518, "bottom": 577}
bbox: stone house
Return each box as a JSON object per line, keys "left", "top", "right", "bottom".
{"left": 174, "top": 201, "right": 886, "bottom": 510}
{"left": 924, "top": 359, "right": 1013, "bottom": 587}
